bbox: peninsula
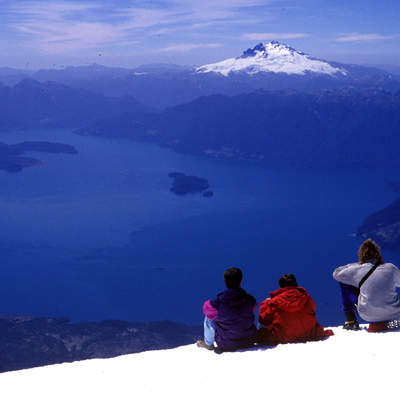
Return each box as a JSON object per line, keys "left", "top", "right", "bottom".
{"left": 0, "top": 141, "right": 78, "bottom": 172}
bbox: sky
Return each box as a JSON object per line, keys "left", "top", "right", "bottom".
{"left": 0, "top": 0, "right": 399, "bottom": 69}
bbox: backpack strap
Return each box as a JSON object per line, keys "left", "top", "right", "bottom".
{"left": 358, "top": 261, "right": 381, "bottom": 289}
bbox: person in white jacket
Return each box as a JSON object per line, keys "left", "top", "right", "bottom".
{"left": 333, "top": 239, "right": 400, "bottom": 332}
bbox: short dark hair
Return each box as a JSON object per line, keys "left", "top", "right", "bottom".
{"left": 224, "top": 267, "right": 243, "bottom": 289}
{"left": 279, "top": 274, "right": 298, "bottom": 288}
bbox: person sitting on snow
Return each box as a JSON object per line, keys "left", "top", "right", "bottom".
{"left": 333, "top": 238, "right": 400, "bottom": 332}
{"left": 197, "top": 267, "right": 257, "bottom": 353}
{"left": 257, "top": 273, "right": 333, "bottom": 345}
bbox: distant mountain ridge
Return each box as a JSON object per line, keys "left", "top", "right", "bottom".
{"left": 2, "top": 74, "right": 399, "bottom": 168}
{"left": 0, "top": 42, "right": 399, "bottom": 109}
{"left": 76, "top": 87, "right": 400, "bottom": 167}
{"left": 0, "top": 79, "right": 150, "bottom": 131}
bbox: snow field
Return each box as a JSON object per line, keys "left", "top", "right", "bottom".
{"left": 0, "top": 326, "right": 398, "bottom": 400}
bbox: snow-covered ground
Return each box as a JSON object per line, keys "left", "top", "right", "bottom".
{"left": 1, "top": 326, "right": 398, "bottom": 399}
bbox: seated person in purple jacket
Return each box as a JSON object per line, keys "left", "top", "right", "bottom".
{"left": 197, "top": 267, "right": 257, "bottom": 353}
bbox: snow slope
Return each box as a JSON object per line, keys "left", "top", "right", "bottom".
{"left": 197, "top": 41, "right": 347, "bottom": 77}
{"left": 1, "top": 326, "right": 398, "bottom": 400}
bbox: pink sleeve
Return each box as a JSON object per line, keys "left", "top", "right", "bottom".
{"left": 203, "top": 300, "right": 218, "bottom": 320}
{"left": 253, "top": 302, "right": 257, "bottom": 313}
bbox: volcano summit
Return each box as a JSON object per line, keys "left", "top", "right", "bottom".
{"left": 196, "top": 41, "right": 347, "bottom": 77}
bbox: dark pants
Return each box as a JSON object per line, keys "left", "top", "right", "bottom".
{"left": 339, "top": 283, "right": 359, "bottom": 313}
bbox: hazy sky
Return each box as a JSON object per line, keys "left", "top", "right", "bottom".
{"left": 1, "top": 0, "right": 399, "bottom": 69}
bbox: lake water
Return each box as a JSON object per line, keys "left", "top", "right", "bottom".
{"left": 1, "top": 128, "right": 399, "bottom": 326}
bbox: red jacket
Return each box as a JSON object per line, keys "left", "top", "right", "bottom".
{"left": 258, "top": 286, "right": 333, "bottom": 345}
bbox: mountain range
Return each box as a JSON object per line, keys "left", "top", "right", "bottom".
{"left": 1, "top": 42, "right": 400, "bottom": 109}
{"left": 76, "top": 87, "right": 400, "bottom": 167}
{"left": 0, "top": 79, "right": 150, "bottom": 131}
{"left": 2, "top": 42, "right": 400, "bottom": 168}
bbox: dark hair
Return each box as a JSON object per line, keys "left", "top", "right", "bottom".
{"left": 358, "top": 239, "right": 384, "bottom": 264}
{"left": 224, "top": 267, "right": 243, "bottom": 289}
{"left": 279, "top": 273, "right": 298, "bottom": 288}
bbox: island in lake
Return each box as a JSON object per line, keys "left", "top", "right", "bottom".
{"left": 0, "top": 141, "right": 78, "bottom": 172}
{"left": 168, "top": 172, "right": 211, "bottom": 196}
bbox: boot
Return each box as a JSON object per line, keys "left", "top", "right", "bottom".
{"left": 196, "top": 340, "right": 214, "bottom": 350}
{"left": 368, "top": 322, "right": 388, "bottom": 332}
{"left": 343, "top": 310, "right": 360, "bottom": 331}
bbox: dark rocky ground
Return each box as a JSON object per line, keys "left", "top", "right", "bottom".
{"left": 0, "top": 314, "right": 202, "bottom": 373}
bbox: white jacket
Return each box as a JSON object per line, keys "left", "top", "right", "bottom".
{"left": 333, "top": 262, "right": 400, "bottom": 322}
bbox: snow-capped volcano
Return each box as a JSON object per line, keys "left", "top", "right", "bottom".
{"left": 196, "top": 41, "right": 347, "bottom": 77}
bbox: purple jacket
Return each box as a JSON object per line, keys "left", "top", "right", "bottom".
{"left": 203, "top": 288, "right": 257, "bottom": 351}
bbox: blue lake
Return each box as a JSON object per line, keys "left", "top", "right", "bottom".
{"left": 1, "top": 128, "right": 399, "bottom": 326}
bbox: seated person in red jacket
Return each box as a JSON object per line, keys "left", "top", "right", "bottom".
{"left": 197, "top": 267, "right": 257, "bottom": 353}
{"left": 257, "top": 274, "right": 333, "bottom": 346}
